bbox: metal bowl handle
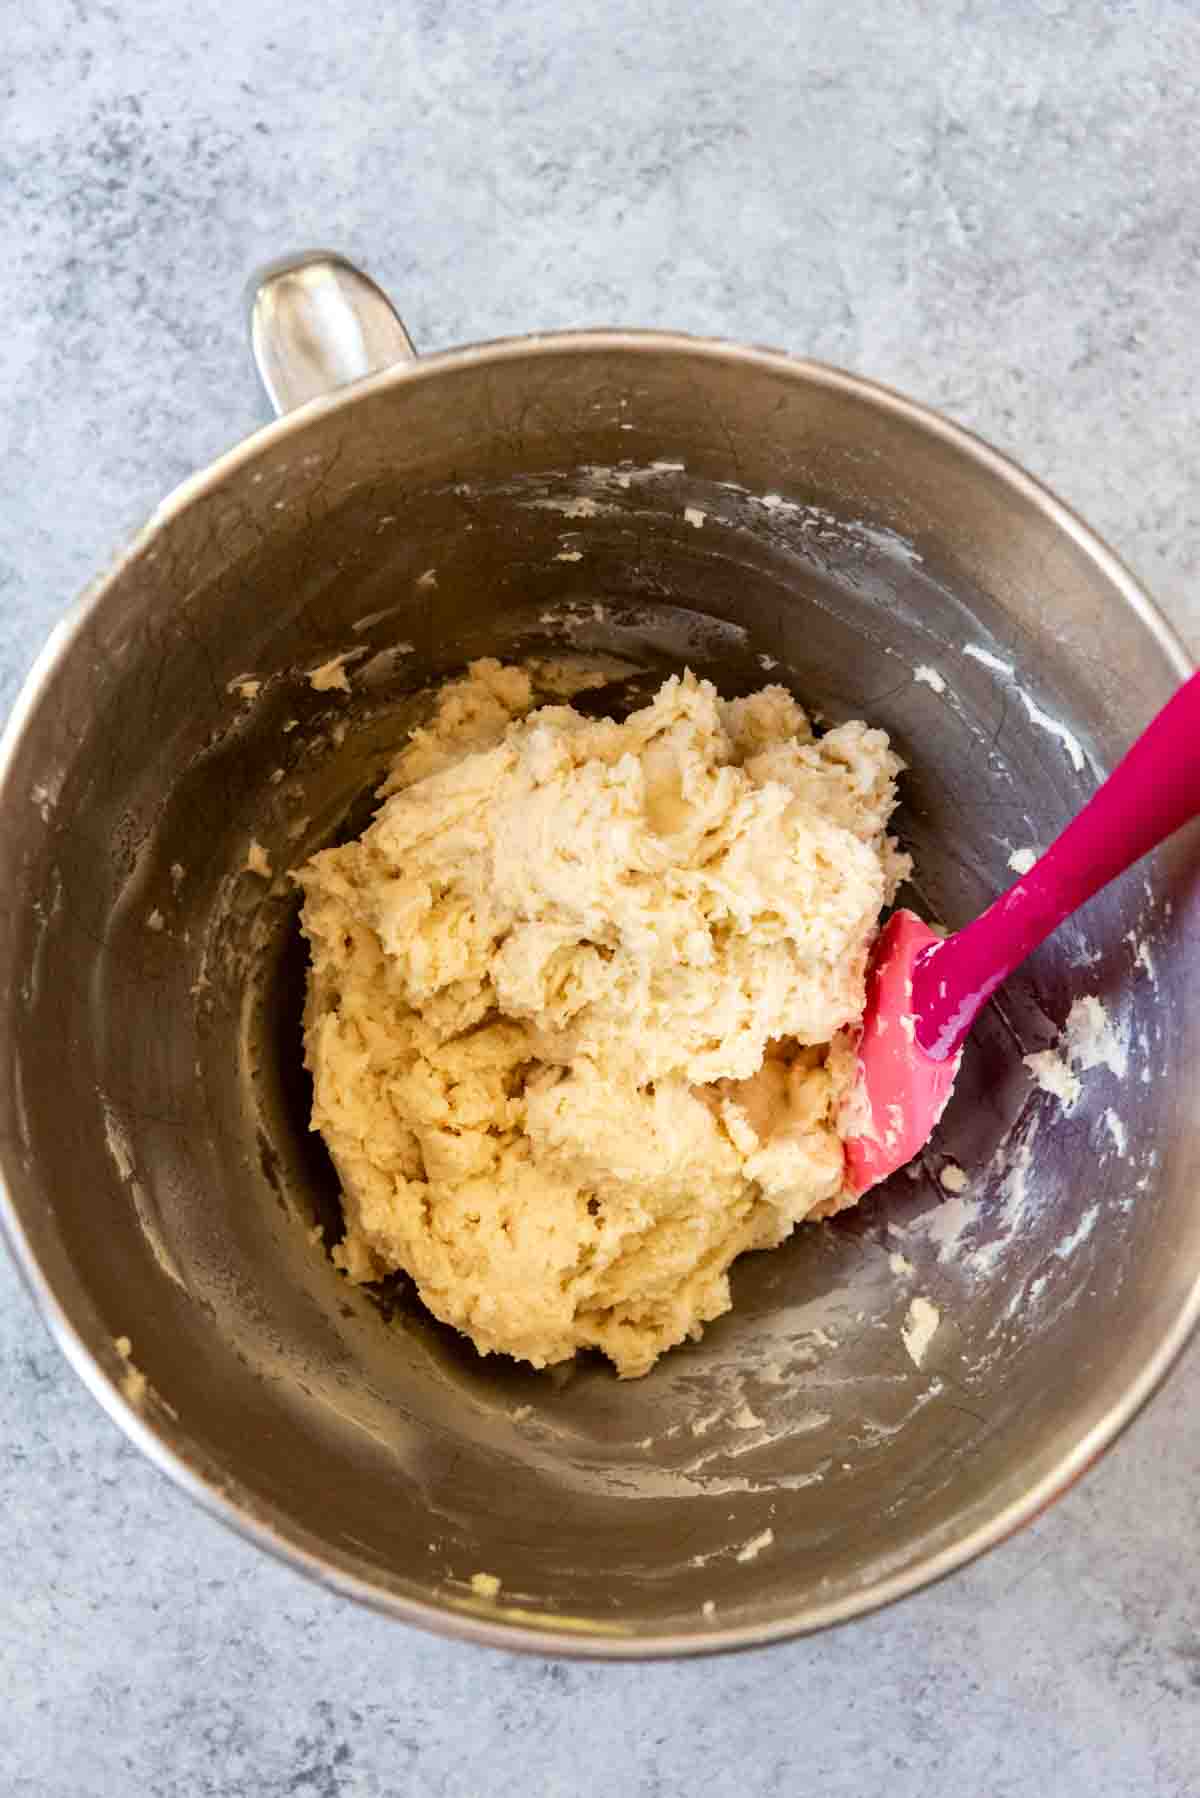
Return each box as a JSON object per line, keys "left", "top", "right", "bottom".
{"left": 246, "top": 250, "right": 417, "bottom": 417}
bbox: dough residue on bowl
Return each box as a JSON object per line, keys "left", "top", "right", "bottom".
{"left": 245, "top": 839, "right": 272, "bottom": 879}
{"left": 296, "top": 659, "right": 910, "bottom": 1377}
{"left": 1024, "top": 992, "right": 1129, "bottom": 1110}
{"left": 901, "top": 1295, "right": 940, "bottom": 1368}
{"left": 308, "top": 650, "right": 366, "bottom": 693}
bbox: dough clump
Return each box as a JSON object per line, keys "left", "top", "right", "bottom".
{"left": 298, "top": 660, "right": 908, "bottom": 1376}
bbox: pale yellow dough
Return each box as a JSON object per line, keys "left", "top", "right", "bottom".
{"left": 297, "top": 660, "right": 908, "bottom": 1377}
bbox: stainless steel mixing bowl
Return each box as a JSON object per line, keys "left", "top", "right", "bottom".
{"left": 1, "top": 252, "right": 1197, "bottom": 1657}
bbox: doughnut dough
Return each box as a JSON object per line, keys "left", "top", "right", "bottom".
{"left": 297, "top": 660, "right": 909, "bottom": 1377}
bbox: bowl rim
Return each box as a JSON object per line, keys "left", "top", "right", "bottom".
{"left": 1, "top": 325, "right": 1196, "bottom": 1660}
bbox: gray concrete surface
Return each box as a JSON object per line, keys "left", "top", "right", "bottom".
{"left": 2, "top": 1, "right": 1199, "bottom": 1792}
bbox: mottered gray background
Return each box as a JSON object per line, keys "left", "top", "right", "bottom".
{"left": 2, "top": 1, "right": 1199, "bottom": 1792}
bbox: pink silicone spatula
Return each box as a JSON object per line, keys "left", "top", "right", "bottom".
{"left": 843, "top": 669, "right": 1200, "bottom": 1196}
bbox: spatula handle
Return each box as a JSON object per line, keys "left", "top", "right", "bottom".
{"left": 914, "top": 670, "right": 1200, "bottom": 1059}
